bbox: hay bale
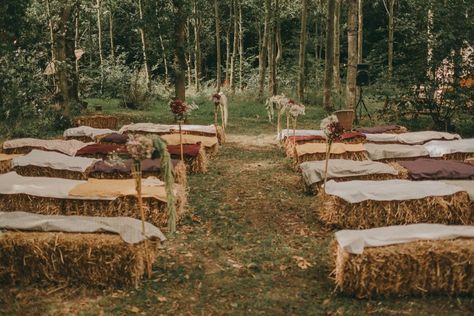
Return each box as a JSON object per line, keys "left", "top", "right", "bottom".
{"left": 14, "top": 165, "right": 89, "bottom": 180}
{"left": 74, "top": 115, "right": 118, "bottom": 130}
{"left": 443, "top": 152, "right": 474, "bottom": 161}
{"left": 295, "top": 151, "right": 368, "bottom": 166}
{"left": 3, "top": 147, "right": 39, "bottom": 155}
{"left": 65, "top": 135, "right": 96, "bottom": 143}
{"left": 317, "top": 191, "right": 472, "bottom": 229}
{"left": 332, "top": 238, "right": 474, "bottom": 298}
{"left": 376, "top": 155, "right": 430, "bottom": 163}
{"left": 0, "top": 159, "right": 12, "bottom": 174}
{"left": 0, "top": 189, "right": 187, "bottom": 228}
{"left": 216, "top": 125, "right": 226, "bottom": 144}
{"left": 0, "top": 232, "right": 158, "bottom": 288}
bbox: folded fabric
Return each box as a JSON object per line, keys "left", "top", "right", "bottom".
{"left": 278, "top": 129, "right": 325, "bottom": 141}
{"left": 171, "top": 124, "right": 218, "bottom": 135}
{"left": 336, "top": 223, "right": 474, "bottom": 254}
{"left": 0, "top": 172, "right": 86, "bottom": 199}
{"left": 324, "top": 179, "right": 465, "bottom": 203}
{"left": 167, "top": 143, "right": 201, "bottom": 157}
{"left": 356, "top": 125, "right": 403, "bottom": 134}
{"left": 296, "top": 143, "right": 366, "bottom": 157}
{"left": 68, "top": 178, "right": 168, "bottom": 202}
{"left": 90, "top": 158, "right": 178, "bottom": 174}
{"left": 397, "top": 131, "right": 461, "bottom": 145}
{"left": 13, "top": 150, "right": 99, "bottom": 172}
{"left": 286, "top": 135, "right": 325, "bottom": 143}
{"left": 2, "top": 138, "right": 91, "bottom": 156}
{"left": 119, "top": 123, "right": 217, "bottom": 135}
{"left": 340, "top": 131, "right": 366, "bottom": 140}
{"left": 99, "top": 133, "right": 129, "bottom": 144}
{"left": 0, "top": 211, "right": 166, "bottom": 244}
{"left": 300, "top": 159, "right": 398, "bottom": 186}
{"left": 423, "top": 139, "right": 474, "bottom": 157}
{"left": 63, "top": 126, "right": 116, "bottom": 139}
{"left": 364, "top": 133, "right": 400, "bottom": 143}
{"left": 440, "top": 180, "right": 474, "bottom": 200}
{"left": 399, "top": 159, "right": 474, "bottom": 180}
{"left": 364, "top": 143, "right": 429, "bottom": 160}
{"left": 160, "top": 133, "right": 218, "bottom": 148}
{"left": 75, "top": 143, "right": 128, "bottom": 156}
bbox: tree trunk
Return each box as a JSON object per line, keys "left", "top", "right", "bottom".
{"left": 74, "top": 7, "right": 80, "bottom": 84}
{"left": 238, "top": 0, "right": 243, "bottom": 91}
{"left": 214, "top": 0, "right": 222, "bottom": 92}
{"left": 258, "top": 0, "right": 270, "bottom": 97}
{"left": 358, "top": 0, "right": 363, "bottom": 63}
{"left": 173, "top": 0, "right": 186, "bottom": 101}
{"left": 109, "top": 8, "right": 115, "bottom": 61}
{"left": 387, "top": 0, "right": 395, "bottom": 79}
{"left": 46, "top": 0, "right": 56, "bottom": 90}
{"left": 138, "top": 0, "right": 151, "bottom": 91}
{"left": 97, "top": 0, "right": 104, "bottom": 95}
{"left": 346, "top": 0, "right": 358, "bottom": 109}
{"left": 193, "top": 0, "right": 201, "bottom": 91}
{"left": 323, "top": 0, "right": 336, "bottom": 110}
{"left": 274, "top": 0, "right": 282, "bottom": 95}
{"left": 157, "top": 22, "right": 169, "bottom": 85}
{"left": 297, "top": 0, "right": 308, "bottom": 101}
{"left": 53, "top": 1, "right": 80, "bottom": 118}
{"left": 333, "top": 0, "right": 341, "bottom": 94}
{"left": 230, "top": 0, "right": 239, "bottom": 93}
{"left": 224, "top": 3, "right": 232, "bottom": 86}
{"left": 185, "top": 21, "right": 192, "bottom": 88}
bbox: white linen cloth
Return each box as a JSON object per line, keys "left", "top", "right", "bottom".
{"left": 119, "top": 123, "right": 217, "bottom": 135}
{"left": 300, "top": 159, "right": 398, "bottom": 186}
{"left": 335, "top": 223, "right": 474, "bottom": 254}
{"left": 0, "top": 211, "right": 166, "bottom": 244}
{"left": 277, "top": 129, "right": 325, "bottom": 141}
{"left": 63, "top": 126, "right": 116, "bottom": 139}
{"left": 324, "top": 179, "right": 465, "bottom": 203}
{"left": 2, "top": 138, "right": 91, "bottom": 156}
{"left": 363, "top": 133, "right": 400, "bottom": 143}
{"left": 423, "top": 139, "right": 474, "bottom": 158}
{"left": 441, "top": 180, "right": 474, "bottom": 200}
{"left": 12, "top": 150, "right": 100, "bottom": 172}
{"left": 397, "top": 131, "right": 461, "bottom": 145}
{"left": 364, "top": 143, "right": 429, "bottom": 160}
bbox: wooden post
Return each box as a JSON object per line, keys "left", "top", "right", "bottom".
{"left": 179, "top": 121, "right": 184, "bottom": 161}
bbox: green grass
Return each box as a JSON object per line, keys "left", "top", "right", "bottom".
{"left": 1, "top": 97, "right": 473, "bottom": 315}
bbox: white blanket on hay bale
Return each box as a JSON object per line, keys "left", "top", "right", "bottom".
{"left": 277, "top": 129, "right": 325, "bottom": 141}
{"left": 424, "top": 139, "right": 474, "bottom": 157}
{"left": 364, "top": 143, "right": 429, "bottom": 160}
{"left": 0, "top": 211, "right": 166, "bottom": 244}
{"left": 441, "top": 180, "right": 474, "bottom": 200}
{"left": 300, "top": 159, "right": 398, "bottom": 186}
{"left": 336, "top": 223, "right": 474, "bottom": 254}
{"left": 63, "top": 126, "right": 116, "bottom": 139}
{"left": 2, "top": 138, "right": 91, "bottom": 156}
{"left": 324, "top": 179, "right": 465, "bottom": 203}
{"left": 13, "top": 150, "right": 100, "bottom": 172}
{"left": 119, "top": 123, "right": 217, "bottom": 135}
{"left": 396, "top": 131, "right": 460, "bottom": 145}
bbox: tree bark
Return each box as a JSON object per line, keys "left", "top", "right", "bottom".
{"left": 358, "top": 0, "right": 363, "bottom": 63}
{"left": 258, "top": 0, "right": 270, "bottom": 97}
{"left": 97, "top": 0, "right": 104, "bottom": 94}
{"left": 238, "top": 0, "right": 243, "bottom": 91}
{"left": 224, "top": 3, "right": 232, "bottom": 86}
{"left": 297, "top": 0, "right": 308, "bottom": 101}
{"left": 46, "top": 0, "right": 57, "bottom": 90}
{"left": 173, "top": 0, "right": 186, "bottom": 101}
{"left": 185, "top": 21, "right": 192, "bottom": 88}
{"left": 387, "top": 0, "right": 394, "bottom": 79}
{"left": 192, "top": 0, "right": 201, "bottom": 91}
{"left": 230, "top": 0, "right": 239, "bottom": 93}
{"left": 333, "top": 0, "right": 341, "bottom": 94}
{"left": 214, "top": 0, "right": 222, "bottom": 92}
{"left": 346, "top": 0, "right": 358, "bottom": 109}
{"left": 108, "top": 7, "right": 115, "bottom": 61}
{"left": 138, "top": 0, "right": 151, "bottom": 91}
{"left": 323, "top": 0, "right": 336, "bottom": 110}
{"left": 157, "top": 21, "right": 169, "bottom": 85}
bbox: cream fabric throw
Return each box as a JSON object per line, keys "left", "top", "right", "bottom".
{"left": 423, "top": 139, "right": 474, "bottom": 158}
{"left": 397, "top": 131, "right": 461, "bottom": 145}
{"left": 300, "top": 159, "right": 398, "bottom": 186}
{"left": 160, "top": 133, "right": 218, "bottom": 148}
{"left": 441, "top": 180, "right": 474, "bottom": 200}
{"left": 364, "top": 133, "right": 399, "bottom": 143}
{"left": 119, "top": 123, "right": 217, "bottom": 135}
{"left": 0, "top": 211, "right": 166, "bottom": 244}
{"left": 278, "top": 129, "right": 325, "bottom": 141}
{"left": 63, "top": 126, "right": 116, "bottom": 139}
{"left": 13, "top": 149, "right": 100, "bottom": 172}
{"left": 324, "top": 179, "right": 465, "bottom": 203}
{"left": 296, "top": 143, "right": 366, "bottom": 157}
{"left": 364, "top": 143, "right": 429, "bottom": 160}
{"left": 335, "top": 224, "right": 474, "bottom": 254}
{"left": 2, "top": 138, "right": 91, "bottom": 156}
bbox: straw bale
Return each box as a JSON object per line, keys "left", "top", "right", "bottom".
{"left": 0, "top": 159, "right": 12, "bottom": 174}
{"left": 465, "top": 158, "right": 474, "bottom": 165}
{"left": 74, "top": 115, "right": 118, "bottom": 129}
{"left": 3, "top": 147, "right": 39, "bottom": 155}
{"left": 173, "top": 160, "right": 188, "bottom": 188}
{"left": 0, "top": 232, "right": 159, "bottom": 288}
{"left": 169, "top": 147, "right": 208, "bottom": 174}
{"left": 442, "top": 152, "right": 474, "bottom": 161}
{"left": 332, "top": 238, "right": 474, "bottom": 298}
{"left": 216, "top": 125, "right": 225, "bottom": 144}
{"left": 0, "top": 188, "right": 187, "bottom": 228}
{"left": 387, "top": 162, "right": 410, "bottom": 179}
{"left": 65, "top": 135, "right": 96, "bottom": 143}
{"left": 317, "top": 191, "right": 472, "bottom": 229}
{"left": 340, "top": 136, "right": 367, "bottom": 144}
{"left": 376, "top": 155, "right": 430, "bottom": 163}
{"left": 14, "top": 165, "right": 89, "bottom": 180}
{"left": 295, "top": 151, "right": 368, "bottom": 167}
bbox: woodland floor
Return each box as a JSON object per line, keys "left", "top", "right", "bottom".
{"left": 1, "top": 131, "right": 474, "bottom": 315}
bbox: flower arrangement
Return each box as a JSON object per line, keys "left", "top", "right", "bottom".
{"left": 288, "top": 102, "right": 305, "bottom": 118}
{"left": 211, "top": 93, "right": 221, "bottom": 104}
{"left": 126, "top": 135, "right": 155, "bottom": 162}
{"left": 320, "top": 115, "right": 345, "bottom": 190}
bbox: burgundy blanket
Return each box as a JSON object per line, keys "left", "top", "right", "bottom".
{"left": 340, "top": 131, "right": 366, "bottom": 140}
{"left": 90, "top": 159, "right": 179, "bottom": 174}
{"left": 100, "top": 133, "right": 129, "bottom": 144}
{"left": 286, "top": 135, "right": 325, "bottom": 142}
{"left": 167, "top": 143, "right": 201, "bottom": 157}
{"left": 75, "top": 144, "right": 128, "bottom": 156}
{"left": 356, "top": 125, "right": 401, "bottom": 134}
{"left": 398, "top": 159, "right": 474, "bottom": 180}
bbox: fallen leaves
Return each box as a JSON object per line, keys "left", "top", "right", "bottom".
{"left": 292, "top": 256, "right": 313, "bottom": 270}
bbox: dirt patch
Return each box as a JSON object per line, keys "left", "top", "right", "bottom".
{"left": 226, "top": 133, "right": 278, "bottom": 148}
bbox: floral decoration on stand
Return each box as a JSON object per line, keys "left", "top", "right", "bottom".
{"left": 126, "top": 134, "right": 155, "bottom": 277}
{"left": 288, "top": 102, "right": 306, "bottom": 144}
{"left": 320, "top": 115, "right": 345, "bottom": 190}
{"left": 169, "top": 99, "right": 198, "bottom": 161}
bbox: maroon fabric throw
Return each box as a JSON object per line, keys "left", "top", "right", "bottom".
{"left": 340, "top": 131, "right": 366, "bottom": 140}
{"left": 75, "top": 144, "right": 128, "bottom": 156}
{"left": 100, "top": 133, "right": 129, "bottom": 144}
{"left": 286, "top": 135, "right": 325, "bottom": 142}
{"left": 90, "top": 159, "right": 178, "bottom": 174}
{"left": 356, "top": 125, "right": 401, "bottom": 134}
{"left": 398, "top": 158, "right": 474, "bottom": 180}
{"left": 167, "top": 143, "right": 201, "bottom": 157}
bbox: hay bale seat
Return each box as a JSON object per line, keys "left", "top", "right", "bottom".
{"left": 64, "top": 135, "right": 96, "bottom": 142}
{"left": 332, "top": 224, "right": 474, "bottom": 298}
{"left": 424, "top": 139, "right": 474, "bottom": 161}
{"left": 294, "top": 142, "right": 368, "bottom": 167}
{"left": 300, "top": 160, "right": 408, "bottom": 194}
{"left": 167, "top": 144, "right": 208, "bottom": 174}
{"left": 74, "top": 115, "right": 118, "bottom": 130}
{"left": 2, "top": 138, "right": 90, "bottom": 156}
{"left": 0, "top": 154, "right": 19, "bottom": 174}
{"left": 397, "top": 159, "right": 474, "bottom": 181}
{"left": 14, "top": 165, "right": 89, "bottom": 180}
{"left": 317, "top": 180, "right": 472, "bottom": 229}
{"left": 356, "top": 125, "right": 408, "bottom": 134}
{"left": 365, "top": 143, "right": 430, "bottom": 163}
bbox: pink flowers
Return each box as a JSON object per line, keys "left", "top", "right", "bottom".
{"left": 126, "top": 135, "right": 154, "bottom": 161}
{"left": 320, "top": 115, "right": 344, "bottom": 142}
{"left": 169, "top": 99, "right": 198, "bottom": 121}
